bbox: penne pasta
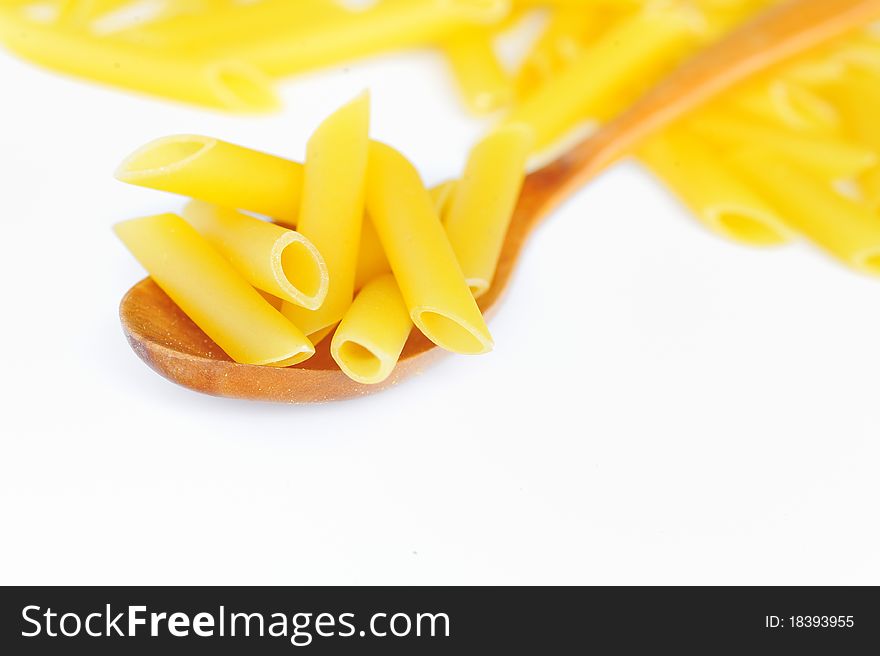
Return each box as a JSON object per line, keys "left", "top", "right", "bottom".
{"left": 331, "top": 274, "right": 414, "bottom": 385}
{"left": 444, "top": 124, "right": 533, "bottom": 297}
{"left": 307, "top": 323, "right": 338, "bottom": 347}
{"left": 182, "top": 201, "right": 329, "bottom": 311}
{"left": 514, "top": 5, "right": 619, "bottom": 100}
{"left": 58, "top": 0, "right": 222, "bottom": 25}
{"left": 690, "top": 111, "right": 877, "bottom": 179}
{"left": 778, "top": 37, "right": 850, "bottom": 86}
{"left": 861, "top": 166, "right": 880, "bottom": 211}
{"left": 698, "top": 0, "right": 776, "bottom": 39}
{"left": 734, "top": 79, "right": 840, "bottom": 133}
{"left": 827, "top": 68, "right": 880, "bottom": 148}
{"left": 58, "top": 0, "right": 132, "bottom": 24}
{"left": 503, "top": 4, "right": 701, "bottom": 150}
{"left": 88, "top": 1, "right": 238, "bottom": 39}
{"left": 191, "top": 0, "right": 511, "bottom": 78}
{"left": 430, "top": 180, "right": 458, "bottom": 221}
{"left": 784, "top": 58, "right": 848, "bottom": 86}
{"left": 355, "top": 215, "right": 392, "bottom": 292}
{"left": 0, "top": 12, "right": 278, "bottom": 112}
{"left": 639, "top": 130, "right": 791, "bottom": 246}
{"left": 444, "top": 32, "right": 512, "bottom": 114}
{"left": 513, "top": 0, "right": 643, "bottom": 7}
{"left": 258, "top": 290, "right": 285, "bottom": 312}
{"left": 115, "top": 0, "right": 347, "bottom": 49}
{"left": 831, "top": 34, "right": 880, "bottom": 74}
{"left": 730, "top": 154, "right": 880, "bottom": 274}
{"left": 115, "top": 214, "right": 315, "bottom": 367}
{"left": 116, "top": 135, "right": 304, "bottom": 224}
{"left": 282, "top": 93, "right": 370, "bottom": 336}
{"left": 366, "top": 142, "right": 493, "bottom": 355}
{"left": 354, "top": 180, "right": 455, "bottom": 292}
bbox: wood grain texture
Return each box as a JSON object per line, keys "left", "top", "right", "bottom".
{"left": 120, "top": 0, "right": 880, "bottom": 403}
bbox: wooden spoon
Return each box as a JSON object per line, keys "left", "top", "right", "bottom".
{"left": 120, "top": 0, "right": 880, "bottom": 403}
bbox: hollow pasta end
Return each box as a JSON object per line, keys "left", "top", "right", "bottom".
{"left": 331, "top": 339, "right": 390, "bottom": 385}
{"left": 266, "top": 344, "right": 316, "bottom": 368}
{"left": 412, "top": 308, "right": 493, "bottom": 355}
{"left": 115, "top": 135, "right": 216, "bottom": 181}
{"left": 209, "top": 63, "right": 281, "bottom": 113}
{"left": 273, "top": 232, "right": 330, "bottom": 311}
{"left": 854, "top": 249, "right": 880, "bottom": 276}
{"left": 708, "top": 206, "right": 791, "bottom": 247}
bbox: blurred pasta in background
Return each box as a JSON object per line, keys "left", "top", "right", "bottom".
{"left": 0, "top": 0, "right": 785, "bottom": 117}
{"left": 641, "top": 22, "right": 880, "bottom": 273}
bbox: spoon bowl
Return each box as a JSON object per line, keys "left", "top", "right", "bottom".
{"left": 120, "top": 0, "right": 880, "bottom": 402}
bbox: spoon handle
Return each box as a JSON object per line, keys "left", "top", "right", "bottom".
{"left": 562, "top": 0, "right": 880, "bottom": 188}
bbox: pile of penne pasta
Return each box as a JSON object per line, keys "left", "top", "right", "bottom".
{"left": 115, "top": 94, "right": 530, "bottom": 383}
{"left": 640, "top": 26, "right": 880, "bottom": 273}
{"left": 0, "top": 0, "right": 770, "bottom": 119}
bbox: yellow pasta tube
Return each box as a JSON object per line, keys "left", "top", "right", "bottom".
{"left": 445, "top": 33, "right": 512, "bottom": 114}
{"left": 197, "top": 0, "right": 511, "bottom": 77}
{"left": 444, "top": 124, "right": 533, "bottom": 297}
{"left": 861, "top": 166, "right": 880, "bottom": 211}
{"left": 828, "top": 68, "right": 880, "bottom": 148}
{"left": 355, "top": 215, "right": 392, "bottom": 292}
{"left": 58, "top": 0, "right": 131, "bottom": 23}
{"left": 258, "top": 290, "right": 284, "bottom": 312}
{"left": 776, "top": 36, "right": 849, "bottom": 86}
{"left": 114, "top": 214, "right": 315, "bottom": 367}
{"left": 330, "top": 274, "right": 414, "bottom": 385}
{"left": 831, "top": 35, "right": 880, "bottom": 75}
{"left": 513, "top": 0, "right": 642, "bottom": 8}
{"left": 366, "top": 142, "right": 493, "bottom": 355}
{"left": 730, "top": 154, "right": 880, "bottom": 274}
{"left": 783, "top": 58, "right": 847, "bottom": 87}
{"left": 0, "top": 12, "right": 278, "bottom": 112}
{"left": 354, "top": 180, "right": 454, "bottom": 291}
{"left": 118, "top": 0, "right": 346, "bottom": 49}
{"left": 282, "top": 93, "right": 370, "bottom": 336}
{"left": 690, "top": 112, "right": 877, "bottom": 179}
{"left": 734, "top": 80, "right": 840, "bottom": 133}
{"left": 698, "top": 0, "right": 775, "bottom": 39}
{"left": 514, "top": 5, "right": 615, "bottom": 100}
{"left": 639, "top": 130, "right": 791, "bottom": 246}
{"left": 307, "top": 323, "right": 338, "bottom": 347}
{"left": 182, "top": 201, "right": 329, "bottom": 310}
{"left": 116, "top": 135, "right": 304, "bottom": 224}
{"left": 503, "top": 4, "right": 700, "bottom": 150}
{"left": 59, "top": 0, "right": 224, "bottom": 25}
{"left": 430, "top": 180, "right": 458, "bottom": 221}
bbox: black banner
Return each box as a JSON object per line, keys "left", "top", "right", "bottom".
{"left": 1, "top": 586, "right": 877, "bottom": 653}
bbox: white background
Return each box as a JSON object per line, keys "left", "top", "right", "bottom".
{"left": 1, "top": 24, "right": 879, "bottom": 585}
